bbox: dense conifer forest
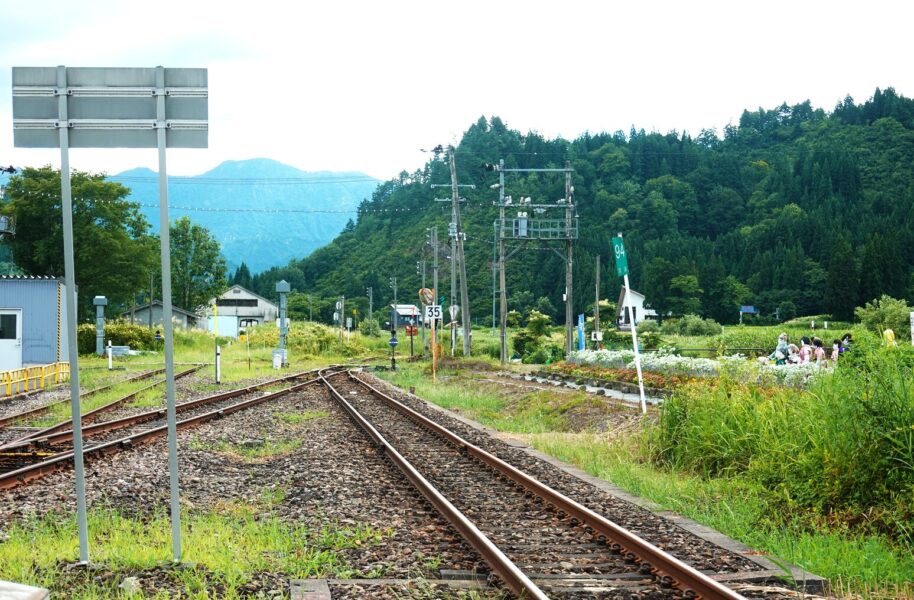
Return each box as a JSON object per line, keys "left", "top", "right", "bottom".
{"left": 247, "top": 88, "right": 914, "bottom": 325}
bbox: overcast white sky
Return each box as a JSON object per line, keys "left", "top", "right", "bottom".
{"left": 2, "top": 1, "right": 912, "bottom": 180}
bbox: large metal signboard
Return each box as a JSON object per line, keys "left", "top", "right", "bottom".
{"left": 12, "top": 65, "right": 207, "bottom": 566}
{"left": 13, "top": 67, "right": 207, "bottom": 148}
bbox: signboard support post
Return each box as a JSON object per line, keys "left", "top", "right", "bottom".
{"left": 154, "top": 65, "right": 183, "bottom": 563}
{"left": 614, "top": 234, "right": 647, "bottom": 414}
{"left": 54, "top": 66, "right": 90, "bottom": 563}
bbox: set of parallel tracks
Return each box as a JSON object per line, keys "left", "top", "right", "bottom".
{"left": 1, "top": 363, "right": 751, "bottom": 598}
{"left": 0, "top": 367, "right": 171, "bottom": 430}
{"left": 321, "top": 369, "right": 746, "bottom": 600}
{"left": 0, "top": 366, "right": 347, "bottom": 489}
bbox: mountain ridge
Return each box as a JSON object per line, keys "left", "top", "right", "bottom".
{"left": 109, "top": 158, "right": 379, "bottom": 272}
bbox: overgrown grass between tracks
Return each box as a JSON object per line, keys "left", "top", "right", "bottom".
{"left": 0, "top": 505, "right": 390, "bottom": 598}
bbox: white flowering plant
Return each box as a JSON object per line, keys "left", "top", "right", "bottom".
{"left": 567, "top": 347, "right": 826, "bottom": 387}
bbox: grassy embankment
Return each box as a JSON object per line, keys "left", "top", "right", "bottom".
{"left": 379, "top": 341, "right": 914, "bottom": 598}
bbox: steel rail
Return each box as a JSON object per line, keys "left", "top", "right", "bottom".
{"left": 0, "top": 368, "right": 344, "bottom": 491}
{"left": 0, "top": 367, "right": 167, "bottom": 429}
{"left": 1, "top": 366, "right": 203, "bottom": 448}
{"left": 319, "top": 370, "right": 549, "bottom": 600}
{"left": 347, "top": 372, "right": 747, "bottom": 600}
{"left": 2, "top": 367, "right": 331, "bottom": 452}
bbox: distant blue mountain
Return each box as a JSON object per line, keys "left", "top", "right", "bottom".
{"left": 110, "top": 159, "right": 379, "bottom": 273}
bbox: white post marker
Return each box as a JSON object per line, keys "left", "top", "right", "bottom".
{"left": 613, "top": 234, "right": 647, "bottom": 414}
{"left": 624, "top": 277, "right": 647, "bottom": 414}
{"left": 107, "top": 340, "right": 113, "bottom": 371}
{"left": 909, "top": 311, "right": 914, "bottom": 346}
{"left": 215, "top": 345, "right": 221, "bottom": 384}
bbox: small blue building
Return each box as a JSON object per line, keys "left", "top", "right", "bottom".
{"left": 0, "top": 276, "right": 70, "bottom": 370}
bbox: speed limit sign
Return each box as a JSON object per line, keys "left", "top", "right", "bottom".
{"left": 425, "top": 304, "right": 442, "bottom": 320}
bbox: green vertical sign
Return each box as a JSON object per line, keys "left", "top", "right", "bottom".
{"left": 612, "top": 236, "right": 629, "bottom": 277}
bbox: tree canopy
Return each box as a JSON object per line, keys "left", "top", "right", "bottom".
{"left": 246, "top": 89, "right": 914, "bottom": 325}
{"left": 2, "top": 167, "right": 228, "bottom": 319}
{"left": 1, "top": 167, "right": 156, "bottom": 319}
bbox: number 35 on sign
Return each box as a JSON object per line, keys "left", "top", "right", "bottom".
{"left": 425, "top": 304, "right": 442, "bottom": 320}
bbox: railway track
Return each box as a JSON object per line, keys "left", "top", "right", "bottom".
{"left": 0, "top": 367, "right": 172, "bottom": 431}
{"left": 321, "top": 369, "right": 747, "bottom": 600}
{"left": 0, "top": 365, "right": 204, "bottom": 449}
{"left": 0, "top": 366, "right": 348, "bottom": 489}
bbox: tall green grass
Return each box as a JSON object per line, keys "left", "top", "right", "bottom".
{"left": 653, "top": 345, "right": 914, "bottom": 550}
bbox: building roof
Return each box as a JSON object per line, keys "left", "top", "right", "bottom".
{"left": 121, "top": 300, "right": 199, "bottom": 319}
{"left": 390, "top": 304, "right": 420, "bottom": 316}
{"left": 616, "top": 287, "right": 647, "bottom": 318}
{"left": 214, "top": 285, "right": 279, "bottom": 310}
{"left": 0, "top": 275, "right": 61, "bottom": 281}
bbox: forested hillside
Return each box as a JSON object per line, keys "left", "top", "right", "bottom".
{"left": 112, "top": 159, "right": 378, "bottom": 273}
{"left": 249, "top": 88, "right": 914, "bottom": 325}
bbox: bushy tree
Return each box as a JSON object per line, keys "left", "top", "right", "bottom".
{"left": 855, "top": 295, "right": 911, "bottom": 336}
{"left": 2, "top": 166, "right": 156, "bottom": 319}
{"left": 169, "top": 216, "right": 228, "bottom": 312}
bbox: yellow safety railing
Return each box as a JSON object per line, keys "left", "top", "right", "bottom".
{"left": 1, "top": 362, "right": 70, "bottom": 397}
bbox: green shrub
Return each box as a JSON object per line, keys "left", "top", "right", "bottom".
{"left": 247, "top": 321, "right": 365, "bottom": 357}
{"left": 512, "top": 330, "right": 538, "bottom": 357}
{"left": 359, "top": 318, "right": 381, "bottom": 337}
{"left": 660, "top": 314, "right": 722, "bottom": 336}
{"left": 636, "top": 320, "right": 660, "bottom": 334}
{"left": 855, "top": 295, "right": 912, "bottom": 337}
{"left": 525, "top": 310, "right": 552, "bottom": 337}
{"left": 78, "top": 321, "right": 156, "bottom": 354}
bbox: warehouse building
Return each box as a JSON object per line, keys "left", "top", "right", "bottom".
{"left": 0, "top": 276, "right": 70, "bottom": 370}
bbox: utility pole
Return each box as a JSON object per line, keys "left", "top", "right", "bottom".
{"left": 417, "top": 260, "right": 427, "bottom": 354}
{"left": 492, "top": 230, "right": 497, "bottom": 336}
{"left": 449, "top": 222, "right": 457, "bottom": 357}
{"left": 338, "top": 295, "right": 345, "bottom": 343}
{"left": 447, "top": 146, "right": 472, "bottom": 357}
{"left": 498, "top": 159, "right": 507, "bottom": 364}
{"left": 430, "top": 227, "right": 439, "bottom": 343}
{"left": 389, "top": 276, "right": 398, "bottom": 331}
{"left": 308, "top": 294, "right": 313, "bottom": 322}
{"left": 594, "top": 255, "right": 601, "bottom": 349}
{"left": 564, "top": 163, "right": 574, "bottom": 355}
{"left": 367, "top": 287, "right": 373, "bottom": 322}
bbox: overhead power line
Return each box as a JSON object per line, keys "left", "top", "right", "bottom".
{"left": 110, "top": 175, "right": 379, "bottom": 186}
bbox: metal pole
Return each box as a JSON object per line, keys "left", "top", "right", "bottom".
{"left": 149, "top": 271, "right": 154, "bottom": 329}
{"left": 565, "top": 165, "right": 574, "bottom": 355}
{"left": 618, "top": 235, "right": 647, "bottom": 415}
{"left": 57, "top": 65, "right": 90, "bottom": 565}
{"left": 215, "top": 344, "right": 221, "bottom": 384}
{"left": 431, "top": 227, "right": 439, "bottom": 375}
{"left": 156, "top": 65, "right": 182, "bottom": 562}
{"left": 498, "top": 160, "right": 507, "bottom": 364}
{"left": 594, "top": 255, "right": 601, "bottom": 348}
{"left": 339, "top": 296, "right": 345, "bottom": 343}
{"left": 420, "top": 263, "right": 427, "bottom": 355}
{"left": 492, "top": 231, "right": 497, "bottom": 336}
{"left": 448, "top": 147, "right": 472, "bottom": 357}
{"left": 450, "top": 219, "right": 457, "bottom": 357}
{"left": 107, "top": 340, "right": 113, "bottom": 371}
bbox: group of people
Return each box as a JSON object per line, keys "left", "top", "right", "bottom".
{"left": 766, "top": 332, "right": 852, "bottom": 367}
